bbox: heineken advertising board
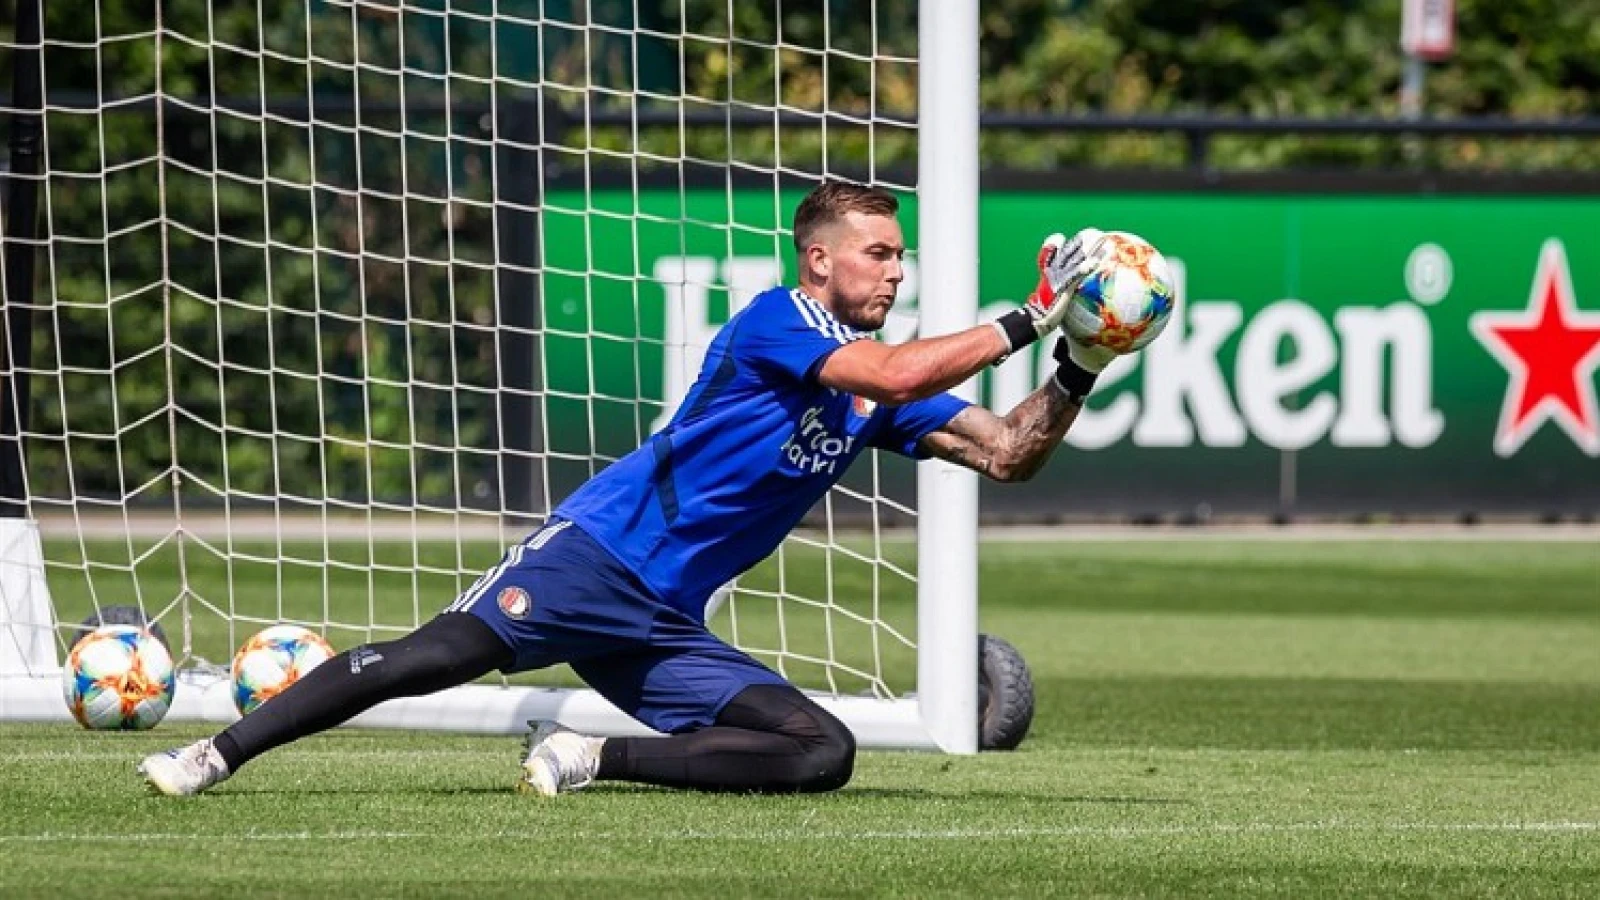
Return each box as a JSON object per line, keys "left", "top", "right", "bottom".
{"left": 540, "top": 189, "right": 1600, "bottom": 516}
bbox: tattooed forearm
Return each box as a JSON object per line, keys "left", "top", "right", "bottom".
{"left": 994, "top": 379, "right": 1081, "bottom": 481}
{"left": 919, "top": 380, "right": 1082, "bottom": 481}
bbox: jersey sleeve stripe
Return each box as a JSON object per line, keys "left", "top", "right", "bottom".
{"left": 798, "top": 293, "right": 834, "bottom": 334}
{"left": 807, "top": 293, "right": 865, "bottom": 343}
{"left": 787, "top": 290, "right": 833, "bottom": 339}
{"left": 525, "top": 519, "right": 573, "bottom": 550}
{"left": 792, "top": 290, "right": 869, "bottom": 345}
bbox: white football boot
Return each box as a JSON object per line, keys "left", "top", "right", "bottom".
{"left": 519, "top": 721, "right": 602, "bottom": 796}
{"left": 138, "top": 738, "right": 231, "bottom": 796}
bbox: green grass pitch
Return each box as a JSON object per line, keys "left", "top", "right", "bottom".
{"left": 3, "top": 536, "right": 1598, "bottom": 898}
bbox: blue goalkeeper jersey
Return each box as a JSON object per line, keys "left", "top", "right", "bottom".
{"left": 554, "top": 285, "right": 970, "bottom": 620}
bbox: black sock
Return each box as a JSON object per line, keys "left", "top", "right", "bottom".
{"left": 213, "top": 731, "right": 246, "bottom": 772}
{"left": 214, "top": 613, "right": 512, "bottom": 772}
{"left": 596, "top": 684, "right": 856, "bottom": 793}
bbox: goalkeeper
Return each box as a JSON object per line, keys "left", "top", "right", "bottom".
{"left": 140, "top": 180, "right": 1126, "bottom": 796}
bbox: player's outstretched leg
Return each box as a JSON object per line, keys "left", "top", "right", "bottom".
{"left": 520, "top": 684, "right": 855, "bottom": 795}
{"left": 139, "top": 612, "right": 512, "bottom": 796}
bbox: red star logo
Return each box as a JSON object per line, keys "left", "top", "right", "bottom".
{"left": 1470, "top": 240, "right": 1600, "bottom": 457}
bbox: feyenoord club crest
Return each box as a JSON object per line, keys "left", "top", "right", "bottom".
{"left": 497, "top": 585, "right": 531, "bottom": 619}
{"left": 1470, "top": 239, "right": 1600, "bottom": 457}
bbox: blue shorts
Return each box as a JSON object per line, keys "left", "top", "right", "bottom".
{"left": 443, "top": 519, "right": 788, "bottom": 734}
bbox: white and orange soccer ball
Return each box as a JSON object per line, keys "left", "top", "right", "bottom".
{"left": 62, "top": 625, "right": 177, "bottom": 730}
{"left": 231, "top": 624, "right": 335, "bottom": 716}
{"left": 1062, "top": 230, "right": 1176, "bottom": 354}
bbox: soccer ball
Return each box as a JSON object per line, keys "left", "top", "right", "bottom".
{"left": 231, "top": 625, "right": 335, "bottom": 716}
{"left": 62, "top": 625, "right": 177, "bottom": 730}
{"left": 1062, "top": 230, "right": 1176, "bottom": 354}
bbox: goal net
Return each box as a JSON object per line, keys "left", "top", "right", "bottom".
{"left": 0, "top": 0, "right": 979, "bottom": 750}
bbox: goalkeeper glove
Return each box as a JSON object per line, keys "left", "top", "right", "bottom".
{"left": 1050, "top": 335, "right": 1112, "bottom": 405}
{"left": 992, "top": 228, "right": 1106, "bottom": 360}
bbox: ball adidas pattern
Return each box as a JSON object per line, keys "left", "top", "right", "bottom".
{"left": 1063, "top": 230, "right": 1176, "bottom": 354}
{"left": 62, "top": 624, "right": 177, "bottom": 730}
{"left": 231, "top": 624, "right": 335, "bottom": 715}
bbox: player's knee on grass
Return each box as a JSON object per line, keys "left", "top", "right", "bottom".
{"left": 795, "top": 702, "right": 855, "bottom": 793}
{"left": 718, "top": 684, "right": 856, "bottom": 792}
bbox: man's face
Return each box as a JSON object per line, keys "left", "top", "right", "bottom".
{"left": 808, "top": 211, "right": 905, "bottom": 332}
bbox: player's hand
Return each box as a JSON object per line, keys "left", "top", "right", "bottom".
{"left": 1026, "top": 228, "right": 1105, "bottom": 335}
{"left": 992, "top": 228, "right": 1107, "bottom": 359}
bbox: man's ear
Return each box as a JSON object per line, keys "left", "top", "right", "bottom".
{"left": 807, "top": 243, "right": 831, "bottom": 280}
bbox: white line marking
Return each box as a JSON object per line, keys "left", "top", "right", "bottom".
{"left": 1, "top": 822, "right": 1596, "bottom": 844}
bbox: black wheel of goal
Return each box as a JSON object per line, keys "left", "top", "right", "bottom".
{"left": 978, "top": 633, "right": 1034, "bottom": 751}
{"left": 70, "top": 605, "right": 172, "bottom": 656}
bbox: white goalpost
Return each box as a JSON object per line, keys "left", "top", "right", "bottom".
{"left": 0, "top": 0, "right": 981, "bottom": 752}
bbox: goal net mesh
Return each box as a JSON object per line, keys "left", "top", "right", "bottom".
{"left": 1, "top": 1, "right": 928, "bottom": 705}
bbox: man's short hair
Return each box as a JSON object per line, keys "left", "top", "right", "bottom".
{"left": 792, "top": 180, "right": 899, "bottom": 253}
